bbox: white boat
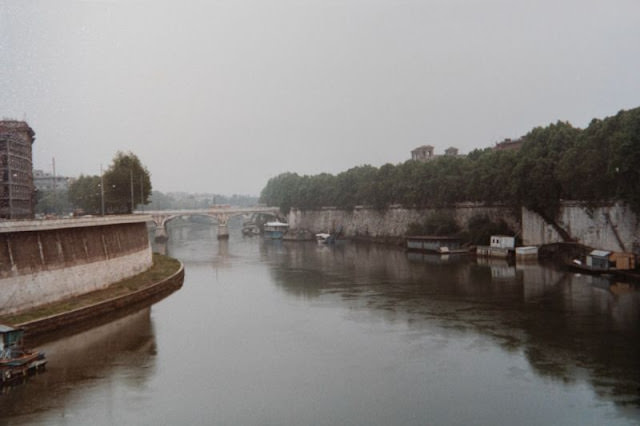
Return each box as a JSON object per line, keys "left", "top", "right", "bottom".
{"left": 315, "top": 233, "right": 332, "bottom": 244}
{"left": 242, "top": 223, "right": 260, "bottom": 236}
{"left": 264, "top": 221, "right": 289, "bottom": 239}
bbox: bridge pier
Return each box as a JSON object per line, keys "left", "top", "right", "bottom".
{"left": 154, "top": 225, "right": 168, "bottom": 242}
{"left": 217, "top": 224, "right": 229, "bottom": 240}
{"left": 216, "top": 214, "right": 229, "bottom": 240}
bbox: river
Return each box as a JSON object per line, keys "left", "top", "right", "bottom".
{"left": 1, "top": 220, "right": 639, "bottom": 425}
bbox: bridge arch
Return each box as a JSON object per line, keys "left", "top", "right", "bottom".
{"left": 140, "top": 207, "right": 282, "bottom": 242}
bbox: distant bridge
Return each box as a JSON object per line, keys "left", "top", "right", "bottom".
{"left": 136, "top": 206, "right": 281, "bottom": 240}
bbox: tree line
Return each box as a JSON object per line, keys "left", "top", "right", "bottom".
{"left": 36, "top": 151, "right": 259, "bottom": 215}
{"left": 67, "top": 152, "right": 152, "bottom": 215}
{"left": 145, "top": 192, "right": 258, "bottom": 210}
{"left": 260, "top": 107, "right": 640, "bottom": 220}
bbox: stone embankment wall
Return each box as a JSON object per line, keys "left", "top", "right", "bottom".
{"left": 0, "top": 216, "right": 153, "bottom": 316}
{"left": 287, "top": 204, "right": 519, "bottom": 238}
{"left": 288, "top": 202, "right": 639, "bottom": 252}
{"left": 19, "top": 261, "right": 184, "bottom": 338}
{"left": 522, "top": 202, "right": 640, "bottom": 252}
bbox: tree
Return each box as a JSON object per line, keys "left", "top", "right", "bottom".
{"left": 260, "top": 172, "right": 301, "bottom": 214}
{"left": 370, "top": 163, "right": 397, "bottom": 210}
{"left": 35, "top": 189, "right": 72, "bottom": 216}
{"left": 68, "top": 174, "right": 102, "bottom": 214}
{"left": 513, "top": 121, "right": 579, "bottom": 219}
{"left": 103, "top": 152, "right": 152, "bottom": 214}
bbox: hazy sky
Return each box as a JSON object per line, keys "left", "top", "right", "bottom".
{"left": 1, "top": 0, "right": 639, "bottom": 195}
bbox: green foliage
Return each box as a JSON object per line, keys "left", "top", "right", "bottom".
{"left": 103, "top": 152, "right": 152, "bottom": 214}
{"left": 68, "top": 175, "right": 102, "bottom": 214}
{"left": 512, "top": 121, "right": 580, "bottom": 219}
{"left": 465, "top": 149, "right": 518, "bottom": 204}
{"left": 406, "top": 211, "right": 460, "bottom": 236}
{"left": 259, "top": 107, "right": 640, "bottom": 217}
{"left": 67, "top": 152, "right": 152, "bottom": 214}
{"left": 146, "top": 192, "right": 258, "bottom": 210}
{"left": 260, "top": 172, "right": 301, "bottom": 214}
{"left": 35, "top": 189, "right": 72, "bottom": 215}
{"left": 465, "top": 215, "right": 515, "bottom": 245}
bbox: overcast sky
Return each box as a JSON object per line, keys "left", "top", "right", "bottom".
{"left": 1, "top": 0, "right": 639, "bottom": 195}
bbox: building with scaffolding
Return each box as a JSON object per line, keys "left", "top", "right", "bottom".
{"left": 0, "top": 121, "right": 35, "bottom": 219}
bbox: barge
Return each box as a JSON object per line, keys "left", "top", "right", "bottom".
{"left": 406, "top": 236, "right": 470, "bottom": 254}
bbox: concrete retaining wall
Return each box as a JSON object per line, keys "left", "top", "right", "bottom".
{"left": 0, "top": 216, "right": 153, "bottom": 316}
{"left": 18, "top": 262, "right": 184, "bottom": 338}
{"left": 522, "top": 203, "right": 640, "bottom": 252}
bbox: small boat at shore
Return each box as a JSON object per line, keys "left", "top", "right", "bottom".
{"left": 316, "top": 226, "right": 343, "bottom": 244}
{"left": 0, "top": 324, "right": 46, "bottom": 385}
{"left": 565, "top": 259, "right": 612, "bottom": 275}
{"left": 565, "top": 250, "right": 615, "bottom": 275}
{"left": 264, "top": 221, "right": 289, "bottom": 240}
{"left": 242, "top": 223, "right": 260, "bottom": 236}
{"left": 316, "top": 233, "right": 334, "bottom": 244}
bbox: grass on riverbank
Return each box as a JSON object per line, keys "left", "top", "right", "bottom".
{"left": 0, "top": 253, "right": 181, "bottom": 326}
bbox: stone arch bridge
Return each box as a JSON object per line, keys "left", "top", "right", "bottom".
{"left": 138, "top": 206, "right": 281, "bottom": 241}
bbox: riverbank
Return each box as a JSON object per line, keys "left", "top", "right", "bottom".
{"left": 0, "top": 253, "right": 184, "bottom": 339}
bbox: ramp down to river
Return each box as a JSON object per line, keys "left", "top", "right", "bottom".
{"left": 0, "top": 215, "right": 155, "bottom": 316}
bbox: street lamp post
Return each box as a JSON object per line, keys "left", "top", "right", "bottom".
{"left": 100, "top": 164, "right": 105, "bottom": 216}
{"left": 140, "top": 175, "right": 144, "bottom": 212}
{"left": 130, "top": 169, "right": 134, "bottom": 214}
{"left": 6, "top": 143, "right": 11, "bottom": 219}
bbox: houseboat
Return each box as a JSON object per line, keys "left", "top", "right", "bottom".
{"left": 476, "top": 235, "right": 515, "bottom": 259}
{"left": 263, "top": 221, "right": 289, "bottom": 240}
{"left": 0, "top": 324, "right": 46, "bottom": 385}
{"left": 567, "top": 250, "right": 615, "bottom": 275}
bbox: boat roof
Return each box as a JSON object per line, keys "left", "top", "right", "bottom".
{"left": 0, "top": 324, "right": 19, "bottom": 333}
{"left": 406, "top": 236, "right": 461, "bottom": 241}
{"left": 265, "top": 221, "right": 288, "bottom": 227}
{"left": 589, "top": 250, "right": 612, "bottom": 257}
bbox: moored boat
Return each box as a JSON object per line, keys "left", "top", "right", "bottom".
{"left": 565, "top": 259, "right": 612, "bottom": 275}
{"left": 316, "top": 226, "right": 343, "bottom": 245}
{"left": 315, "top": 233, "right": 333, "bottom": 244}
{"left": 565, "top": 250, "right": 614, "bottom": 275}
{"left": 264, "top": 221, "right": 289, "bottom": 240}
{"left": 0, "top": 324, "right": 46, "bottom": 385}
{"left": 242, "top": 224, "right": 260, "bottom": 236}
{"left": 406, "top": 236, "right": 470, "bottom": 254}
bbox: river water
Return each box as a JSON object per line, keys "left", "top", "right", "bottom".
{"left": 1, "top": 221, "right": 639, "bottom": 425}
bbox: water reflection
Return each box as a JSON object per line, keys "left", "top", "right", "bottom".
{"left": 264, "top": 241, "right": 640, "bottom": 409}
{"left": 0, "top": 308, "right": 156, "bottom": 423}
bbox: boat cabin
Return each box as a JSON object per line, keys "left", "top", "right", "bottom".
{"left": 264, "top": 221, "right": 289, "bottom": 239}
{"left": 0, "top": 325, "right": 24, "bottom": 357}
{"left": 490, "top": 235, "right": 515, "bottom": 249}
{"left": 586, "top": 250, "right": 611, "bottom": 271}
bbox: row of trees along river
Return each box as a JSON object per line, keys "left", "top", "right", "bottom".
{"left": 36, "top": 152, "right": 260, "bottom": 216}
{"left": 36, "top": 151, "right": 154, "bottom": 215}
{"left": 260, "top": 107, "right": 640, "bottom": 225}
